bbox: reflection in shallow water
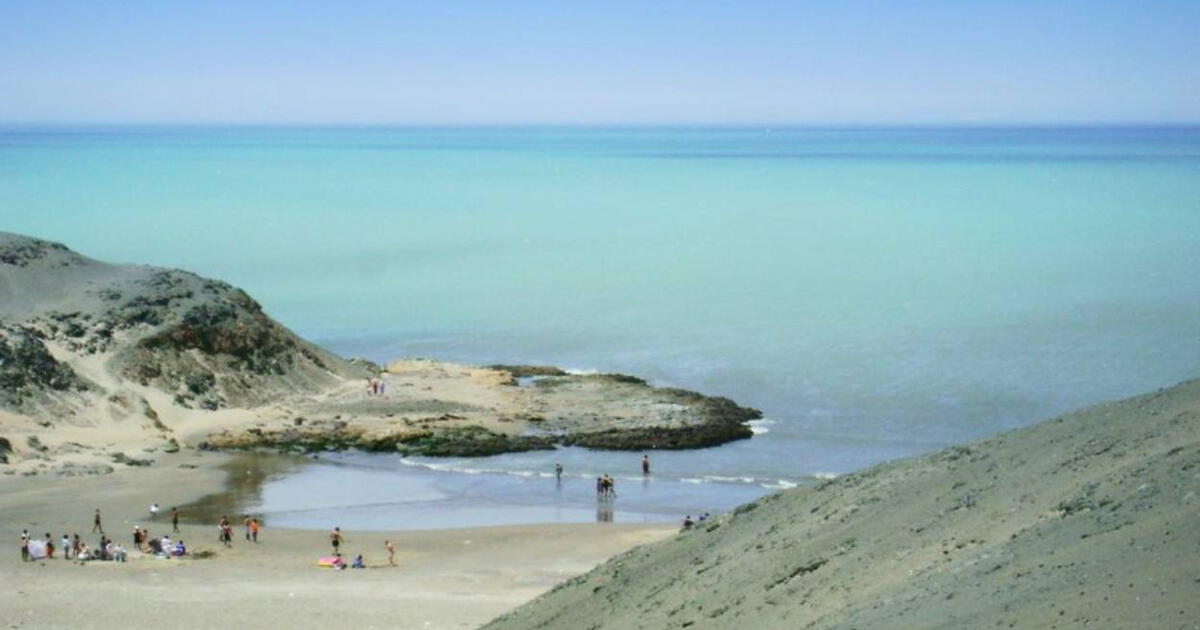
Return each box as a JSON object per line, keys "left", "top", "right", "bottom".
{"left": 181, "top": 452, "right": 309, "bottom": 525}
{"left": 596, "top": 500, "right": 613, "bottom": 523}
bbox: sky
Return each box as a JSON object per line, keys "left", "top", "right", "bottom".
{"left": 0, "top": 0, "right": 1197, "bottom": 124}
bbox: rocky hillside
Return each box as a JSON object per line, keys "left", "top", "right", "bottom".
{"left": 0, "top": 233, "right": 761, "bottom": 470}
{"left": 481, "top": 378, "right": 1200, "bottom": 630}
{"left": 0, "top": 232, "right": 366, "bottom": 416}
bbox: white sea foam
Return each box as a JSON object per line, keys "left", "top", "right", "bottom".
{"left": 703, "top": 475, "right": 758, "bottom": 484}
{"left": 747, "top": 419, "right": 776, "bottom": 435}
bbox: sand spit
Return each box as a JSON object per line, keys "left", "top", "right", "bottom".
{"left": 482, "top": 378, "right": 1200, "bottom": 630}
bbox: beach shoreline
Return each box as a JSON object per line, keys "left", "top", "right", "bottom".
{"left": 0, "top": 449, "right": 676, "bottom": 630}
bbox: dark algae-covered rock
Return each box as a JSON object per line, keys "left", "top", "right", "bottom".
{"left": 205, "top": 423, "right": 555, "bottom": 457}
{"left": 393, "top": 426, "right": 556, "bottom": 457}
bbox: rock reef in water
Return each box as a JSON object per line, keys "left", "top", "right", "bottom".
{"left": 0, "top": 232, "right": 761, "bottom": 468}
{"left": 202, "top": 367, "right": 761, "bottom": 457}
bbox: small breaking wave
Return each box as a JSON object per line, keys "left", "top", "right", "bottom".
{"left": 747, "top": 419, "right": 776, "bottom": 435}
{"left": 395, "top": 457, "right": 826, "bottom": 489}
{"left": 564, "top": 368, "right": 599, "bottom": 375}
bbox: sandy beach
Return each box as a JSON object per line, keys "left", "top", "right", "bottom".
{"left": 0, "top": 452, "right": 674, "bottom": 630}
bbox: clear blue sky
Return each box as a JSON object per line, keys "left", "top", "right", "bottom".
{"left": 1, "top": 0, "right": 1197, "bottom": 124}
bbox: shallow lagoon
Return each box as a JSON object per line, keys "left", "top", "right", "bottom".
{"left": 186, "top": 450, "right": 775, "bottom": 530}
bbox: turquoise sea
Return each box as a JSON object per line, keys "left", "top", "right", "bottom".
{"left": 3, "top": 126, "right": 1199, "bottom": 528}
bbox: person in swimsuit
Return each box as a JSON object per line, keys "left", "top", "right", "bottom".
{"left": 385, "top": 540, "right": 396, "bottom": 567}
{"left": 330, "top": 527, "right": 343, "bottom": 556}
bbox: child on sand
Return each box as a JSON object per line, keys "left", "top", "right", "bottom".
{"left": 385, "top": 540, "right": 396, "bottom": 567}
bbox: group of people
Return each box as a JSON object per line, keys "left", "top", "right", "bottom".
{"left": 595, "top": 474, "right": 617, "bottom": 499}
{"left": 18, "top": 506, "right": 196, "bottom": 565}
{"left": 680, "top": 512, "right": 711, "bottom": 530}
{"left": 324, "top": 527, "right": 399, "bottom": 569}
{"left": 365, "top": 376, "right": 387, "bottom": 396}
{"left": 20, "top": 528, "right": 134, "bottom": 564}
{"left": 215, "top": 514, "right": 262, "bottom": 547}
{"left": 558, "top": 455, "right": 653, "bottom": 500}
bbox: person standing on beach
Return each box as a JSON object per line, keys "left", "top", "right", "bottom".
{"left": 250, "top": 518, "right": 260, "bottom": 543}
{"left": 218, "top": 516, "right": 232, "bottom": 548}
{"left": 149, "top": 503, "right": 160, "bottom": 520}
{"left": 385, "top": 540, "right": 396, "bottom": 567}
{"left": 330, "top": 527, "right": 343, "bottom": 556}
{"left": 61, "top": 534, "right": 70, "bottom": 560}
{"left": 92, "top": 509, "right": 102, "bottom": 533}
{"left": 171, "top": 507, "right": 179, "bottom": 533}
{"left": 243, "top": 515, "right": 252, "bottom": 541}
{"left": 20, "top": 530, "right": 29, "bottom": 561}
{"left": 641, "top": 455, "right": 650, "bottom": 475}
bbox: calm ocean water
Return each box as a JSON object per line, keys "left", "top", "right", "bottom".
{"left": 4, "top": 126, "right": 1199, "bottom": 528}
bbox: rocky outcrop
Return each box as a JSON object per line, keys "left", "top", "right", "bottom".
{"left": 0, "top": 236, "right": 74, "bottom": 267}
{"left": 560, "top": 390, "right": 758, "bottom": 449}
{"left": 0, "top": 232, "right": 368, "bottom": 415}
{"left": 121, "top": 278, "right": 340, "bottom": 409}
{"left": 0, "top": 325, "right": 91, "bottom": 411}
{"left": 0, "top": 232, "right": 764, "bottom": 461}
{"left": 204, "top": 422, "right": 555, "bottom": 457}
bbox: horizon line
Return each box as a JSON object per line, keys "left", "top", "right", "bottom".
{"left": 3, "top": 120, "right": 1199, "bottom": 130}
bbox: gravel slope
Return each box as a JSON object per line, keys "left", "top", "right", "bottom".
{"left": 482, "top": 378, "right": 1200, "bottom": 630}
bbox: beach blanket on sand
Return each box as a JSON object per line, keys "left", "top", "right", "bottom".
{"left": 317, "top": 556, "right": 340, "bottom": 567}
{"left": 27, "top": 540, "right": 48, "bottom": 559}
